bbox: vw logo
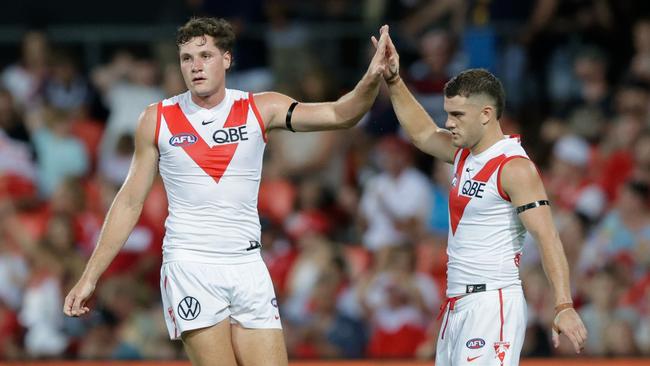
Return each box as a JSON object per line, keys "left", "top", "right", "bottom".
{"left": 177, "top": 296, "right": 201, "bottom": 320}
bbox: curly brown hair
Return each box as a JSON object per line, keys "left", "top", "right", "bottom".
{"left": 176, "top": 17, "right": 235, "bottom": 55}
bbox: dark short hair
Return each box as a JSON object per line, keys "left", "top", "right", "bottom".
{"left": 444, "top": 68, "right": 506, "bottom": 119}
{"left": 176, "top": 17, "right": 235, "bottom": 55}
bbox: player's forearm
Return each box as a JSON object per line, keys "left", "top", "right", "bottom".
{"left": 537, "top": 232, "right": 573, "bottom": 305}
{"left": 80, "top": 192, "right": 145, "bottom": 284}
{"left": 387, "top": 78, "right": 443, "bottom": 150}
{"left": 331, "top": 71, "right": 381, "bottom": 128}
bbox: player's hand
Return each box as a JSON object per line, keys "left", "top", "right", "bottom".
{"left": 63, "top": 278, "right": 95, "bottom": 317}
{"left": 367, "top": 25, "right": 390, "bottom": 81}
{"left": 551, "top": 307, "right": 588, "bottom": 354}
{"left": 371, "top": 26, "right": 400, "bottom": 84}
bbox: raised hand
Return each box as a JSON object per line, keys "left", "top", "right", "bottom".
{"left": 371, "top": 25, "right": 400, "bottom": 84}
{"left": 551, "top": 305, "right": 588, "bottom": 354}
{"left": 63, "top": 278, "right": 95, "bottom": 317}
{"left": 367, "top": 25, "right": 390, "bottom": 81}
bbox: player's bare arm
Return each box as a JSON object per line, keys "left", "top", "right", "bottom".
{"left": 500, "top": 157, "right": 588, "bottom": 354}
{"left": 253, "top": 26, "right": 390, "bottom": 133}
{"left": 63, "top": 103, "right": 160, "bottom": 317}
{"left": 374, "top": 30, "right": 456, "bottom": 163}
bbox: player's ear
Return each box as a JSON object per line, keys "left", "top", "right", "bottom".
{"left": 223, "top": 51, "right": 232, "bottom": 71}
{"left": 480, "top": 105, "right": 494, "bottom": 125}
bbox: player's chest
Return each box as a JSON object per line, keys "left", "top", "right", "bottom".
{"left": 449, "top": 159, "right": 501, "bottom": 209}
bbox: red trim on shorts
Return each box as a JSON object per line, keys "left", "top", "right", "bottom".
{"left": 163, "top": 275, "right": 178, "bottom": 338}
{"left": 155, "top": 101, "right": 162, "bottom": 151}
{"left": 438, "top": 296, "right": 460, "bottom": 340}
{"left": 248, "top": 92, "right": 267, "bottom": 143}
{"left": 168, "top": 306, "right": 178, "bottom": 339}
{"left": 497, "top": 155, "right": 529, "bottom": 201}
{"left": 499, "top": 289, "right": 504, "bottom": 341}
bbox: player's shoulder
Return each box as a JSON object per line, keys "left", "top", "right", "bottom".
{"left": 134, "top": 102, "right": 162, "bottom": 139}
{"left": 248, "top": 91, "right": 294, "bottom": 128}
{"left": 500, "top": 135, "right": 529, "bottom": 156}
{"left": 140, "top": 103, "right": 159, "bottom": 122}
{"left": 161, "top": 90, "right": 189, "bottom": 107}
{"left": 227, "top": 87, "right": 249, "bottom": 99}
{"left": 250, "top": 91, "right": 291, "bottom": 106}
{"left": 500, "top": 155, "right": 538, "bottom": 187}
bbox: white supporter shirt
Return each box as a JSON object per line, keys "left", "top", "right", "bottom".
{"left": 360, "top": 168, "right": 432, "bottom": 251}
{"left": 446, "top": 137, "right": 529, "bottom": 297}
{"left": 157, "top": 89, "right": 267, "bottom": 264}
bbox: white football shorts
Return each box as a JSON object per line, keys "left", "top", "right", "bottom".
{"left": 436, "top": 285, "right": 526, "bottom": 366}
{"left": 160, "top": 259, "right": 282, "bottom": 340}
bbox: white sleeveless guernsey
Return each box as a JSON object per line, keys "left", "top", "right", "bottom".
{"left": 446, "top": 136, "right": 529, "bottom": 297}
{"left": 155, "top": 89, "right": 267, "bottom": 264}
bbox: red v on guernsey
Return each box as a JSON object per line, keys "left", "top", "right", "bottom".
{"left": 163, "top": 98, "right": 249, "bottom": 183}
{"left": 448, "top": 149, "right": 507, "bottom": 234}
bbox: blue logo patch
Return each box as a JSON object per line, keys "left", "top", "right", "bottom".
{"left": 170, "top": 133, "right": 198, "bottom": 146}
{"left": 466, "top": 338, "right": 485, "bottom": 349}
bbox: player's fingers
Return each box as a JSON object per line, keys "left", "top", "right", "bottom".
{"left": 567, "top": 331, "right": 582, "bottom": 354}
{"left": 63, "top": 294, "right": 74, "bottom": 316}
{"left": 551, "top": 328, "right": 560, "bottom": 348}
{"left": 71, "top": 295, "right": 85, "bottom": 316}
{"left": 568, "top": 328, "right": 584, "bottom": 350}
{"left": 66, "top": 293, "right": 82, "bottom": 316}
{"left": 577, "top": 326, "right": 587, "bottom": 350}
{"left": 387, "top": 32, "right": 397, "bottom": 51}
{"left": 380, "top": 24, "right": 389, "bottom": 34}
{"left": 371, "top": 32, "right": 388, "bottom": 61}
{"left": 377, "top": 31, "right": 388, "bottom": 49}
{"left": 579, "top": 325, "right": 588, "bottom": 343}
{"left": 386, "top": 36, "right": 399, "bottom": 66}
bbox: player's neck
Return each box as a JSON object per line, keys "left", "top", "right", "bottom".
{"left": 470, "top": 123, "right": 505, "bottom": 156}
{"left": 190, "top": 88, "right": 226, "bottom": 109}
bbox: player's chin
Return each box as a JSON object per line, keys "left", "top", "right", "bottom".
{"left": 192, "top": 86, "right": 213, "bottom": 97}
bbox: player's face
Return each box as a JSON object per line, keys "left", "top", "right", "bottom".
{"left": 444, "top": 95, "right": 488, "bottom": 149}
{"left": 179, "top": 35, "right": 231, "bottom": 98}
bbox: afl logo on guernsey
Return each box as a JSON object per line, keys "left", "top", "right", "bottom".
{"left": 170, "top": 133, "right": 198, "bottom": 147}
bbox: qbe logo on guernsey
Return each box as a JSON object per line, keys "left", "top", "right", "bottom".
{"left": 177, "top": 296, "right": 201, "bottom": 320}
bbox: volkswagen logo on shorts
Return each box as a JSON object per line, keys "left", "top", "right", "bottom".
{"left": 177, "top": 296, "right": 201, "bottom": 320}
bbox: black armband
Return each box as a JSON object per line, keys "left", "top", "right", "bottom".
{"left": 285, "top": 101, "right": 299, "bottom": 132}
{"left": 516, "top": 200, "right": 550, "bottom": 214}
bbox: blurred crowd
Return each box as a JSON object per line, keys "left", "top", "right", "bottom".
{"left": 1, "top": 0, "right": 650, "bottom": 361}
